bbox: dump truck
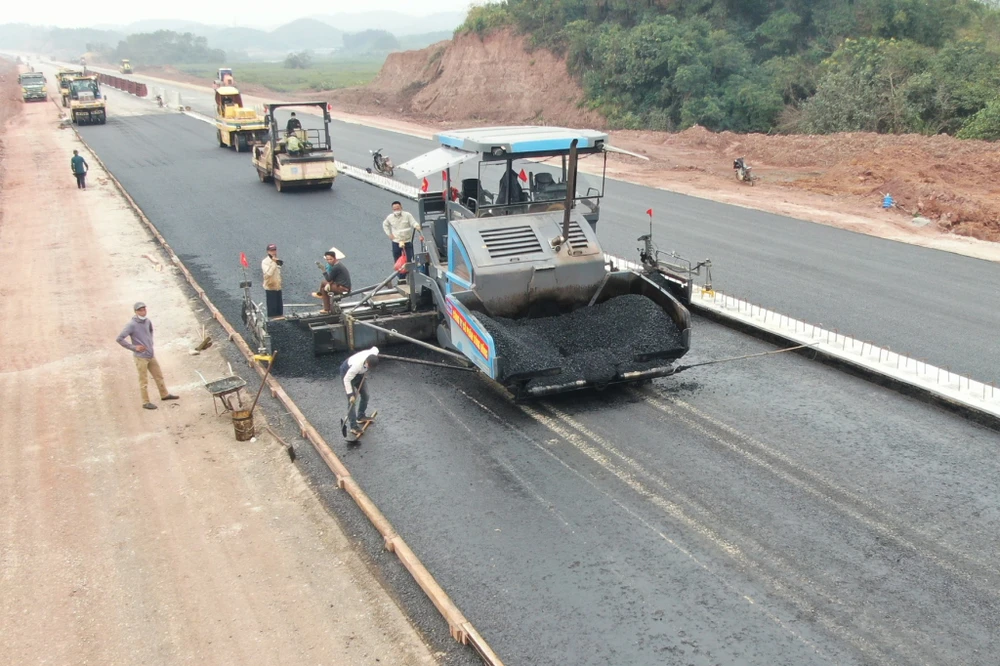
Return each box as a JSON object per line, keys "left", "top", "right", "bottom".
{"left": 251, "top": 102, "right": 337, "bottom": 191}
{"left": 57, "top": 69, "right": 84, "bottom": 107}
{"left": 214, "top": 67, "right": 234, "bottom": 88}
{"left": 19, "top": 72, "right": 47, "bottom": 102}
{"left": 242, "top": 127, "right": 705, "bottom": 398}
{"left": 68, "top": 76, "right": 107, "bottom": 125}
{"left": 214, "top": 87, "right": 268, "bottom": 152}
{"left": 119, "top": 59, "right": 133, "bottom": 74}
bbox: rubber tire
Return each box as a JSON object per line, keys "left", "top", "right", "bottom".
{"left": 235, "top": 134, "right": 245, "bottom": 153}
{"left": 385, "top": 166, "right": 394, "bottom": 177}
{"left": 323, "top": 181, "right": 333, "bottom": 190}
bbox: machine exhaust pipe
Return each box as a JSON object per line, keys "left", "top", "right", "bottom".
{"left": 560, "top": 139, "right": 579, "bottom": 252}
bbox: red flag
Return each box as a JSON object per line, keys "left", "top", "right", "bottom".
{"left": 421, "top": 177, "right": 429, "bottom": 192}
{"left": 441, "top": 170, "right": 447, "bottom": 181}
{"left": 646, "top": 208, "right": 653, "bottom": 217}
{"left": 519, "top": 168, "right": 528, "bottom": 182}
{"left": 239, "top": 252, "right": 248, "bottom": 268}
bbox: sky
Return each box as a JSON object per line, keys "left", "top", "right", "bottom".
{"left": 5, "top": 0, "right": 479, "bottom": 29}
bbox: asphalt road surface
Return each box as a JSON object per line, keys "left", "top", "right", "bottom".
{"left": 84, "top": 64, "right": 1000, "bottom": 384}
{"left": 77, "top": 104, "right": 1000, "bottom": 665}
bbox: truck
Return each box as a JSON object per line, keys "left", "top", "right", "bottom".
{"left": 68, "top": 76, "right": 107, "bottom": 125}
{"left": 57, "top": 69, "right": 85, "bottom": 107}
{"left": 214, "top": 67, "right": 234, "bottom": 89}
{"left": 119, "top": 59, "right": 133, "bottom": 74}
{"left": 214, "top": 87, "right": 268, "bottom": 152}
{"left": 251, "top": 102, "right": 337, "bottom": 191}
{"left": 242, "top": 126, "right": 707, "bottom": 399}
{"left": 19, "top": 72, "right": 47, "bottom": 102}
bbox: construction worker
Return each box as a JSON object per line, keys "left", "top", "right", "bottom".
{"left": 71, "top": 149, "right": 88, "bottom": 189}
{"left": 115, "top": 302, "right": 179, "bottom": 410}
{"left": 261, "top": 243, "right": 283, "bottom": 318}
{"left": 286, "top": 112, "right": 301, "bottom": 134}
{"left": 382, "top": 201, "right": 422, "bottom": 280}
{"left": 315, "top": 247, "right": 351, "bottom": 314}
{"left": 286, "top": 133, "right": 303, "bottom": 156}
{"left": 341, "top": 346, "right": 379, "bottom": 437}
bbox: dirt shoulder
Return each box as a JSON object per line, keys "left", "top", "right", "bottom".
{"left": 0, "top": 72, "right": 437, "bottom": 665}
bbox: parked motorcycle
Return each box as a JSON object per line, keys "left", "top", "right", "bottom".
{"left": 734, "top": 157, "right": 755, "bottom": 185}
{"left": 371, "top": 149, "right": 394, "bottom": 177}
{"left": 155, "top": 95, "right": 163, "bottom": 108}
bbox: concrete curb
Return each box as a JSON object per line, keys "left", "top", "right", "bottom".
{"left": 69, "top": 120, "right": 505, "bottom": 666}
{"left": 608, "top": 254, "right": 1000, "bottom": 430}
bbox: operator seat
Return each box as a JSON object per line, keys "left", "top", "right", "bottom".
{"left": 461, "top": 178, "right": 481, "bottom": 213}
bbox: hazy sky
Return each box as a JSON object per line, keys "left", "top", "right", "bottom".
{"left": 9, "top": 0, "right": 479, "bottom": 29}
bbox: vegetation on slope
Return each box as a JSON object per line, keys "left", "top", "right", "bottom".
{"left": 458, "top": 0, "right": 1000, "bottom": 138}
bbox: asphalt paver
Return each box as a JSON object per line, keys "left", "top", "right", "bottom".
{"left": 79, "top": 112, "right": 1000, "bottom": 665}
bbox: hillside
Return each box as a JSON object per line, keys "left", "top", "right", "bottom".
{"left": 329, "top": 29, "right": 601, "bottom": 126}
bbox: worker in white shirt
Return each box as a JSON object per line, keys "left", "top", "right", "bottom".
{"left": 382, "top": 201, "right": 422, "bottom": 279}
{"left": 340, "top": 346, "right": 379, "bottom": 436}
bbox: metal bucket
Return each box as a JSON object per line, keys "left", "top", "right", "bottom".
{"left": 232, "top": 409, "right": 254, "bottom": 441}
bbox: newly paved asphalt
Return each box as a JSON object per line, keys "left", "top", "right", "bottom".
{"left": 96, "top": 66, "right": 1000, "bottom": 384}
{"left": 77, "top": 104, "right": 1000, "bottom": 665}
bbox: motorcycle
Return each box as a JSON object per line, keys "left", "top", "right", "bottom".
{"left": 155, "top": 94, "right": 164, "bottom": 108}
{"left": 371, "top": 148, "right": 394, "bottom": 177}
{"left": 734, "top": 157, "right": 755, "bottom": 185}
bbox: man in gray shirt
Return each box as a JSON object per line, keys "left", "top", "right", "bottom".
{"left": 116, "top": 302, "right": 179, "bottom": 410}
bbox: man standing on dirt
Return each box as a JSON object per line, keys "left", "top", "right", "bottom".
{"left": 382, "top": 201, "right": 422, "bottom": 280}
{"left": 261, "top": 243, "right": 283, "bottom": 318}
{"left": 71, "top": 149, "right": 88, "bottom": 189}
{"left": 116, "top": 302, "right": 179, "bottom": 410}
{"left": 341, "top": 346, "right": 379, "bottom": 437}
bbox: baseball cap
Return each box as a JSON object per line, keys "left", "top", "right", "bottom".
{"left": 267, "top": 243, "right": 277, "bottom": 251}
{"left": 134, "top": 302, "right": 146, "bottom": 311}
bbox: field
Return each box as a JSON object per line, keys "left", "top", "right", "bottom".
{"left": 178, "top": 59, "right": 383, "bottom": 93}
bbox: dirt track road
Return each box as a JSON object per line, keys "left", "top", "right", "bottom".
{"left": 0, "top": 90, "right": 437, "bottom": 664}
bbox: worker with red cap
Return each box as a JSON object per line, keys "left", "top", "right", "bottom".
{"left": 261, "top": 243, "right": 283, "bottom": 318}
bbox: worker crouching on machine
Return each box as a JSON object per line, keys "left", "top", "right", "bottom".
{"left": 314, "top": 247, "right": 351, "bottom": 314}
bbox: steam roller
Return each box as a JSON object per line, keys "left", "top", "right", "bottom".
{"left": 242, "top": 126, "right": 711, "bottom": 399}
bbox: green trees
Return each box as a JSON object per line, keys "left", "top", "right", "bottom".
{"left": 115, "top": 30, "right": 225, "bottom": 66}
{"left": 456, "top": 0, "right": 1000, "bottom": 139}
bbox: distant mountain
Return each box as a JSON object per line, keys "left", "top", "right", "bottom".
{"left": 312, "top": 11, "right": 464, "bottom": 36}
{"left": 209, "top": 26, "right": 271, "bottom": 52}
{"left": 269, "top": 18, "right": 343, "bottom": 50}
{"left": 125, "top": 19, "right": 226, "bottom": 34}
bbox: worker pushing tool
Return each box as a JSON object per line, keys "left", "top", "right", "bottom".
{"left": 341, "top": 346, "right": 379, "bottom": 439}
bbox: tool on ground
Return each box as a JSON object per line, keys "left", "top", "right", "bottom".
{"left": 669, "top": 342, "right": 820, "bottom": 375}
{"left": 340, "top": 374, "right": 377, "bottom": 442}
{"left": 196, "top": 369, "right": 247, "bottom": 415}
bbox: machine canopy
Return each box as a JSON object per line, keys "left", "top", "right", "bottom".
{"left": 398, "top": 146, "right": 480, "bottom": 179}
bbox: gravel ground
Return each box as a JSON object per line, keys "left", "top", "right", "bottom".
{"left": 76, "top": 108, "right": 1000, "bottom": 666}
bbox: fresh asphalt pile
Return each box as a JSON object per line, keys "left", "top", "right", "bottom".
{"left": 479, "top": 294, "right": 685, "bottom": 387}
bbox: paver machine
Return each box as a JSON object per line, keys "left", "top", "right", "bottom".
{"left": 214, "top": 86, "right": 268, "bottom": 152}
{"left": 243, "top": 126, "right": 703, "bottom": 398}
{"left": 68, "top": 76, "right": 107, "bottom": 125}
{"left": 251, "top": 102, "right": 337, "bottom": 191}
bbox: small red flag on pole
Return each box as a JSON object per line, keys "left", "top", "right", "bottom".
{"left": 646, "top": 208, "right": 653, "bottom": 218}
{"left": 519, "top": 168, "right": 528, "bottom": 182}
{"left": 442, "top": 170, "right": 448, "bottom": 181}
{"left": 239, "top": 252, "right": 248, "bottom": 268}
{"left": 421, "top": 178, "right": 429, "bottom": 192}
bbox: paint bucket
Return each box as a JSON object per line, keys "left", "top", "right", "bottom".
{"left": 232, "top": 409, "right": 254, "bottom": 441}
